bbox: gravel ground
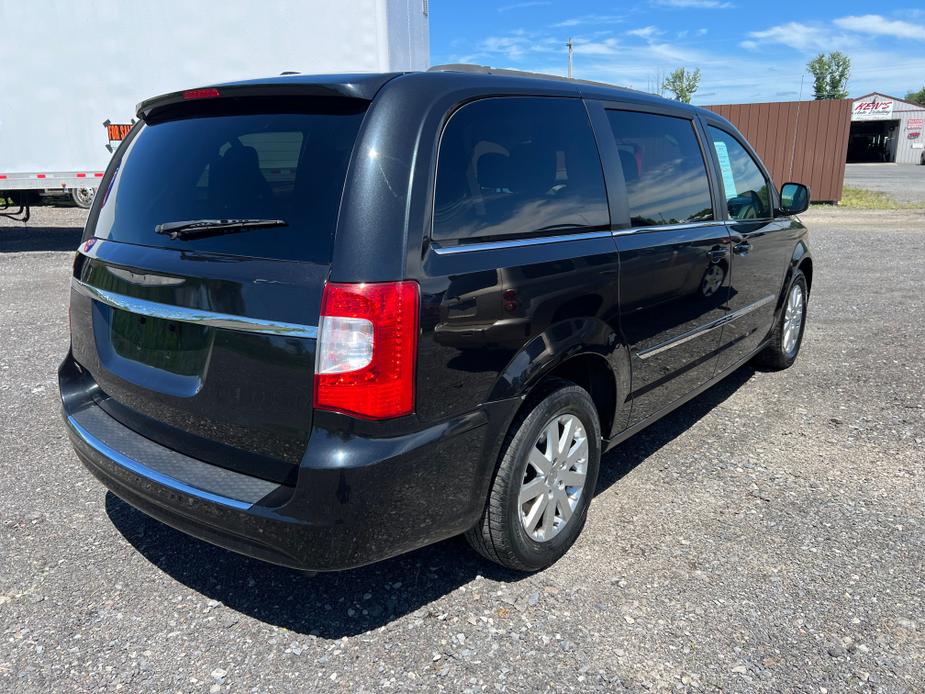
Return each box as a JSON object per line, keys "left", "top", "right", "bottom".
{"left": 844, "top": 163, "right": 925, "bottom": 204}
{"left": 1, "top": 205, "right": 923, "bottom": 693}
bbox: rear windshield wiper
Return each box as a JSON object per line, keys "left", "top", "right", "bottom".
{"left": 154, "top": 218, "right": 287, "bottom": 241}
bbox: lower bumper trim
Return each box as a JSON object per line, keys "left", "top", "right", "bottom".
{"left": 67, "top": 415, "right": 252, "bottom": 511}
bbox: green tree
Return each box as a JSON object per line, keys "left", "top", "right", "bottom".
{"left": 905, "top": 87, "right": 925, "bottom": 106}
{"left": 807, "top": 51, "right": 851, "bottom": 100}
{"left": 661, "top": 67, "right": 701, "bottom": 103}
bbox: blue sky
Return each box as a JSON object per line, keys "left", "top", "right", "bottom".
{"left": 430, "top": 2, "right": 925, "bottom": 104}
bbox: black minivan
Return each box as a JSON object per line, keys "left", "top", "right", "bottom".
{"left": 61, "top": 66, "right": 813, "bottom": 572}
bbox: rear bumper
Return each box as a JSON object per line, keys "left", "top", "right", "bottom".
{"left": 61, "top": 361, "right": 514, "bottom": 572}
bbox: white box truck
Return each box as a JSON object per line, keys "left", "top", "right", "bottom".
{"left": 0, "top": 0, "right": 429, "bottom": 220}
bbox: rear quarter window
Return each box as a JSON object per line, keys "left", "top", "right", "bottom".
{"left": 92, "top": 100, "right": 367, "bottom": 263}
{"left": 433, "top": 97, "right": 610, "bottom": 242}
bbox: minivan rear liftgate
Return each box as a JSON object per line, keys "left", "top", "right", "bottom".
{"left": 62, "top": 89, "right": 370, "bottom": 490}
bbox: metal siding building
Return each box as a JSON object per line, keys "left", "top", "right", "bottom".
{"left": 848, "top": 93, "right": 925, "bottom": 165}
{"left": 704, "top": 99, "right": 852, "bottom": 203}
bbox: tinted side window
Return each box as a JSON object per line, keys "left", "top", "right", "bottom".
{"left": 433, "top": 98, "right": 609, "bottom": 241}
{"left": 606, "top": 110, "right": 714, "bottom": 227}
{"left": 708, "top": 126, "right": 771, "bottom": 220}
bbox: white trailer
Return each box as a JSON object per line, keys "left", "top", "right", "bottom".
{"left": 0, "top": 0, "right": 429, "bottom": 220}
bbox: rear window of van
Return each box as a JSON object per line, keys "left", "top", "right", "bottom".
{"left": 91, "top": 100, "right": 366, "bottom": 263}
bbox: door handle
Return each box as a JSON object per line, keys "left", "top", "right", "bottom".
{"left": 708, "top": 247, "right": 729, "bottom": 262}
{"left": 733, "top": 241, "right": 752, "bottom": 255}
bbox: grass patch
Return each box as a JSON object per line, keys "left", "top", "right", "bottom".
{"left": 838, "top": 187, "right": 917, "bottom": 210}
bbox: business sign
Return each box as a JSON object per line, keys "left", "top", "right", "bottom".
{"left": 908, "top": 118, "right": 923, "bottom": 143}
{"left": 852, "top": 99, "right": 894, "bottom": 121}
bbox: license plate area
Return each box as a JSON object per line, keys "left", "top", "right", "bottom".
{"left": 110, "top": 308, "right": 212, "bottom": 377}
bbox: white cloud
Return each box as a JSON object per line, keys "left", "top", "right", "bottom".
{"left": 573, "top": 37, "right": 620, "bottom": 55}
{"left": 498, "top": 1, "right": 551, "bottom": 12}
{"left": 681, "top": 28, "right": 708, "bottom": 38}
{"left": 552, "top": 14, "right": 624, "bottom": 28}
{"left": 745, "top": 22, "right": 850, "bottom": 52}
{"left": 627, "top": 26, "right": 663, "bottom": 39}
{"left": 652, "top": 0, "right": 734, "bottom": 8}
{"left": 833, "top": 15, "right": 925, "bottom": 41}
{"left": 645, "top": 40, "right": 707, "bottom": 63}
{"left": 478, "top": 33, "right": 536, "bottom": 60}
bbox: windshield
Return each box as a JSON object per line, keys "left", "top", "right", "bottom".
{"left": 92, "top": 101, "right": 366, "bottom": 263}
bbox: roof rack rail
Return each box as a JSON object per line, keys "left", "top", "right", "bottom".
{"left": 427, "top": 63, "right": 631, "bottom": 92}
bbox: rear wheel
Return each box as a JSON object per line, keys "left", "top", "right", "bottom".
{"left": 752, "top": 270, "right": 808, "bottom": 370}
{"left": 70, "top": 188, "right": 95, "bottom": 209}
{"left": 466, "top": 380, "right": 601, "bottom": 571}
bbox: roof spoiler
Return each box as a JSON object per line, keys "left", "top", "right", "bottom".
{"left": 136, "top": 76, "right": 397, "bottom": 120}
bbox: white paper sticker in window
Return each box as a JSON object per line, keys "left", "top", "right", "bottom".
{"left": 713, "top": 141, "right": 737, "bottom": 201}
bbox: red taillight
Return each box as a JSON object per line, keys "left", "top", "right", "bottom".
{"left": 314, "top": 281, "right": 419, "bottom": 420}
{"left": 182, "top": 87, "right": 221, "bottom": 100}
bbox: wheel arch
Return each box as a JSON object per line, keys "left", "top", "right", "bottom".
{"left": 487, "top": 317, "right": 630, "bottom": 440}
{"left": 798, "top": 255, "right": 813, "bottom": 295}
{"left": 775, "top": 240, "right": 812, "bottom": 312}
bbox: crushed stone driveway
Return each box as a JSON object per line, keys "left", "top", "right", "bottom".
{"left": 1, "top": 206, "right": 923, "bottom": 693}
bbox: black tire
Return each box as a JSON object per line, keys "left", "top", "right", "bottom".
{"left": 466, "top": 379, "right": 601, "bottom": 571}
{"left": 70, "top": 188, "right": 95, "bottom": 209}
{"left": 752, "top": 269, "right": 808, "bottom": 370}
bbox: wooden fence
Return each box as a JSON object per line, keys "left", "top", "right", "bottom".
{"left": 704, "top": 99, "right": 852, "bottom": 202}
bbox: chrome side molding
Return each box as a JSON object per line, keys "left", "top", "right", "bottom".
{"left": 430, "top": 221, "right": 725, "bottom": 255}
{"left": 431, "top": 229, "right": 614, "bottom": 255}
{"left": 637, "top": 295, "right": 775, "bottom": 360}
{"left": 70, "top": 278, "right": 318, "bottom": 339}
{"left": 611, "top": 220, "right": 721, "bottom": 237}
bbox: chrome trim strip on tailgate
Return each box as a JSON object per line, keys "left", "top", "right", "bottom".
{"left": 66, "top": 415, "right": 253, "bottom": 510}
{"left": 71, "top": 278, "right": 318, "bottom": 339}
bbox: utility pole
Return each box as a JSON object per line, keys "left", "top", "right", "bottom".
{"left": 789, "top": 73, "right": 805, "bottom": 180}
{"left": 567, "top": 37, "right": 573, "bottom": 78}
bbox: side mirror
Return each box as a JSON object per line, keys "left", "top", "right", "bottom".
{"left": 778, "top": 182, "right": 810, "bottom": 215}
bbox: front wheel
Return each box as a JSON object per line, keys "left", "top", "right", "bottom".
{"left": 752, "top": 270, "right": 808, "bottom": 370}
{"left": 465, "top": 379, "right": 601, "bottom": 571}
